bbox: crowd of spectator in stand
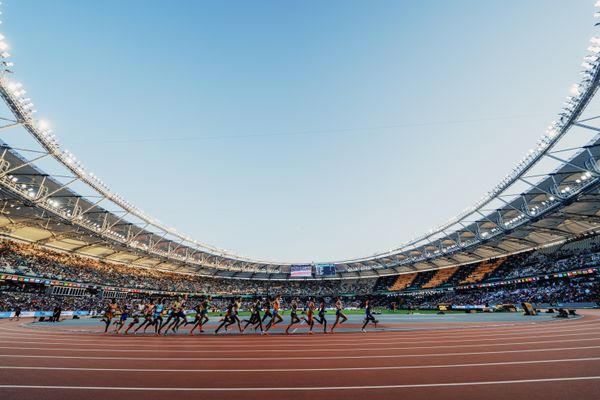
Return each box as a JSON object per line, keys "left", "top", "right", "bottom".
{"left": 399, "top": 276, "right": 600, "bottom": 308}
{"left": 498, "top": 237, "right": 600, "bottom": 280}
{"left": 1, "top": 237, "right": 600, "bottom": 313}
{"left": 0, "top": 240, "right": 376, "bottom": 296}
{"left": 0, "top": 288, "right": 104, "bottom": 313}
{"left": 2, "top": 275, "right": 598, "bottom": 313}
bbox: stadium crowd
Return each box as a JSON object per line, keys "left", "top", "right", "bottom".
{"left": 496, "top": 236, "right": 600, "bottom": 280}
{"left": 0, "top": 240, "right": 376, "bottom": 296}
{"left": 2, "top": 275, "right": 598, "bottom": 313}
{"left": 0, "top": 237, "right": 600, "bottom": 313}
{"left": 399, "top": 276, "right": 600, "bottom": 309}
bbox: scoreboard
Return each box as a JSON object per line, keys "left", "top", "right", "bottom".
{"left": 290, "top": 265, "right": 312, "bottom": 277}
{"left": 315, "top": 264, "right": 336, "bottom": 276}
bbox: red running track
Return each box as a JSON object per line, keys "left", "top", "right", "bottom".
{"left": 1, "top": 311, "right": 600, "bottom": 400}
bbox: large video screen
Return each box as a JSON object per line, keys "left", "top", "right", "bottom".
{"left": 290, "top": 265, "right": 312, "bottom": 278}
{"left": 315, "top": 264, "right": 336, "bottom": 276}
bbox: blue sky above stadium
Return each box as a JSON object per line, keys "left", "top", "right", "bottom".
{"left": 2, "top": 0, "right": 596, "bottom": 262}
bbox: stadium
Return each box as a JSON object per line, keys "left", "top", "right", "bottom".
{"left": 1, "top": 1, "right": 600, "bottom": 399}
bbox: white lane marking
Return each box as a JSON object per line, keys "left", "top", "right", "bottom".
{"left": 1, "top": 345, "right": 599, "bottom": 361}
{"left": 2, "top": 328, "right": 599, "bottom": 349}
{"left": 1, "top": 376, "right": 600, "bottom": 391}
{"left": 1, "top": 336, "right": 599, "bottom": 353}
{"left": 0, "top": 357, "right": 598, "bottom": 372}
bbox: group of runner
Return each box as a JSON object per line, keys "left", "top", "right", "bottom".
{"left": 100, "top": 296, "right": 379, "bottom": 335}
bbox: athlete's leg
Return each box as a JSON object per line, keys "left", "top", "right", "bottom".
{"left": 330, "top": 315, "right": 341, "bottom": 333}
{"left": 153, "top": 316, "right": 163, "bottom": 334}
{"left": 158, "top": 315, "right": 173, "bottom": 333}
{"left": 285, "top": 314, "right": 300, "bottom": 334}
{"left": 200, "top": 314, "right": 209, "bottom": 332}
{"left": 215, "top": 316, "right": 230, "bottom": 334}
{"left": 253, "top": 312, "right": 264, "bottom": 333}
{"left": 125, "top": 322, "right": 136, "bottom": 334}
{"left": 340, "top": 312, "right": 348, "bottom": 324}
{"left": 190, "top": 318, "right": 201, "bottom": 335}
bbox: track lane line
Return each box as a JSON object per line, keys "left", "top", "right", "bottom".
{"left": 2, "top": 328, "right": 599, "bottom": 349}
{"left": 0, "top": 357, "right": 598, "bottom": 372}
{"left": 1, "top": 376, "right": 600, "bottom": 391}
{"left": 2, "top": 336, "right": 600, "bottom": 353}
{"left": 2, "top": 345, "right": 599, "bottom": 361}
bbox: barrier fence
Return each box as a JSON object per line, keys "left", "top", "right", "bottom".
{"left": 0, "top": 310, "right": 90, "bottom": 318}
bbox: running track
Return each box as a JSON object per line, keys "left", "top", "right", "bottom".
{"left": 1, "top": 311, "right": 600, "bottom": 399}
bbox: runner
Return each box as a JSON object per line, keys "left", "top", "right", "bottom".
{"left": 171, "top": 297, "right": 188, "bottom": 332}
{"left": 160, "top": 297, "right": 182, "bottom": 335}
{"left": 9, "top": 306, "right": 21, "bottom": 321}
{"left": 314, "top": 297, "right": 328, "bottom": 333}
{"left": 306, "top": 297, "right": 316, "bottom": 334}
{"left": 265, "top": 295, "right": 283, "bottom": 332}
{"left": 223, "top": 297, "right": 243, "bottom": 333}
{"left": 113, "top": 303, "right": 129, "bottom": 334}
{"left": 152, "top": 299, "right": 165, "bottom": 335}
{"left": 361, "top": 298, "right": 378, "bottom": 332}
{"left": 285, "top": 298, "right": 301, "bottom": 334}
{"left": 241, "top": 298, "right": 263, "bottom": 334}
{"left": 134, "top": 299, "right": 155, "bottom": 334}
{"left": 330, "top": 296, "right": 348, "bottom": 334}
{"left": 124, "top": 306, "right": 141, "bottom": 335}
{"left": 199, "top": 296, "right": 211, "bottom": 331}
{"left": 190, "top": 301, "right": 203, "bottom": 336}
{"left": 261, "top": 296, "right": 273, "bottom": 326}
{"left": 215, "top": 300, "right": 235, "bottom": 334}
{"left": 100, "top": 298, "right": 118, "bottom": 333}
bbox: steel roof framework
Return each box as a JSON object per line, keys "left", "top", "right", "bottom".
{"left": 1, "top": 5, "right": 600, "bottom": 280}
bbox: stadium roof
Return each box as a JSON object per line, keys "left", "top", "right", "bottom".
{"left": 2, "top": 5, "right": 600, "bottom": 280}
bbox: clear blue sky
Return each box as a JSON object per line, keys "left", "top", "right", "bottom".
{"left": 1, "top": 1, "right": 596, "bottom": 262}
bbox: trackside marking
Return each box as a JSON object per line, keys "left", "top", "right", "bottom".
{"left": 1, "top": 345, "right": 600, "bottom": 361}
{"left": 0, "top": 357, "right": 598, "bottom": 372}
{"left": 1, "top": 376, "right": 600, "bottom": 391}
{"left": 2, "top": 328, "right": 599, "bottom": 349}
{"left": 1, "top": 336, "right": 599, "bottom": 353}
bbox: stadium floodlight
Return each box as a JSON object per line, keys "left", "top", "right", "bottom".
{"left": 37, "top": 119, "right": 50, "bottom": 130}
{"left": 6, "top": 81, "right": 19, "bottom": 91}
